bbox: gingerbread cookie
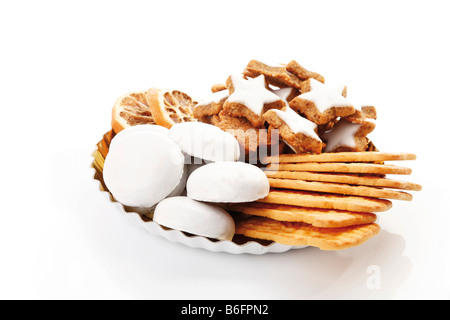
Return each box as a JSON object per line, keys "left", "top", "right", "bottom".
{"left": 196, "top": 115, "right": 214, "bottom": 124}
{"left": 211, "top": 83, "right": 227, "bottom": 93}
{"left": 289, "top": 79, "right": 355, "bottom": 125}
{"left": 345, "top": 101, "right": 377, "bottom": 124}
{"left": 243, "top": 59, "right": 303, "bottom": 89}
{"left": 321, "top": 118, "right": 376, "bottom": 153}
{"left": 193, "top": 89, "right": 229, "bottom": 119}
{"left": 263, "top": 107, "right": 323, "bottom": 154}
{"left": 285, "top": 60, "right": 325, "bottom": 83}
{"left": 223, "top": 74, "right": 286, "bottom": 127}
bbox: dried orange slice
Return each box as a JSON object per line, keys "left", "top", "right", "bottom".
{"left": 111, "top": 91, "right": 156, "bottom": 134}
{"left": 146, "top": 88, "right": 197, "bottom": 128}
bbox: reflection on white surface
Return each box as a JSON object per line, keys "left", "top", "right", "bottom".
{"left": 29, "top": 148, "right": 419, "bottom": 299}
{"left": 284, "top": 230, "right": 411, "bottom": 299}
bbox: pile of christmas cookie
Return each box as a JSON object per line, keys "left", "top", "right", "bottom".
{"left": 193, "top": 59, "right": 377, "bottom": 159}
{"left": 192, "top": 59, "right": 421, "bottom": 250}
{"left": 228, "top": 151, "right": 420, "bottom": 250}
{"left": 103, "top": 59, "right": 422, "bottom": 251}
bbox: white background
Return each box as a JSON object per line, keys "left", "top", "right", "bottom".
{"left": 1, "top": 0, "right": 449, "bottom": 300}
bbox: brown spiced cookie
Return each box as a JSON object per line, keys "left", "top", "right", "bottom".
{"left": 263, "top": 107, "right": 323, "bottom": 154}
{"left": 285, "top": 60, "right": 325, "bottom": 84}
{"left": 289, "top": 79, "right": 355, "bottom": 125}
{"left": 193, "top": 89, "right": 229, "bottom": 119}
{"left": 211, "top": 111, "right": 272, "bottom": 156}
{"left": 223, "top": 74, "right": 286, "bottom": 127}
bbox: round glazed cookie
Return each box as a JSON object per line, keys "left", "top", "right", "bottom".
{"left": 103, "top": 130, "right": 185, "bottom": 208}
{"left": 110, "top": 124, "right": 169, "bottom": 150}
{"left": 168, "top": 122, "right": 240, "bottom": 162}
{"left": 153, "top": 196, "right": 235, "bottom": 241}
{"left": 187, "top": 161, "right": 270, "bottom": 203}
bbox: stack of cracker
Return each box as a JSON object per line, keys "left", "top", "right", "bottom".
{"left": 192, "top": 58, "right": 422, "bottom": 250}
{"left": 229, "top": 152, "right": 421, "bottom": 250}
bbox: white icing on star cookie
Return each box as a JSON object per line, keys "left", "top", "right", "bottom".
{"left": 299, "top": 79, "right": 352, "bottom": 113}
{"left": 272, "top": 107, "right": 321, "bottom": 141}
{"left": 321, "top": 119, "right": 362, "bottom": 152}
{"left": 226, "top": 75, "right": 284, "bottom": 116}
{"left": 273, "top": 87, "right": 295, "bottom": 101}
{"left": 196, "top": 89, "right": 229, "bottom": 107}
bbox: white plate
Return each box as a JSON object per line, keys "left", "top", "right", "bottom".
{"left": 92, "top": 164, "right": 306, "bottom": 255}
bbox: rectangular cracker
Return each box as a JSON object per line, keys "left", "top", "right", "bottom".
{"left": 285, "top": 60, "right": 325, "bottom": 83}
{"left": 267, "top": 178, "right": 413, "bottom": 201}
{"left": 227, "top": 202, "right": 377, "bottom": 228}
{"left": 235, "top": 216, "right": 380, "bottom": 250}
{"left": 263, "top": 152, "right": 416, "bottom": 164}
{"left": 265, "top": 170, "right": 422, "bottom": 191}
{"left": 258, "top": 189, "right": 393, "bottom": 213}
{"left": 266, "top": 162, "right": 412, "bottom": 175}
